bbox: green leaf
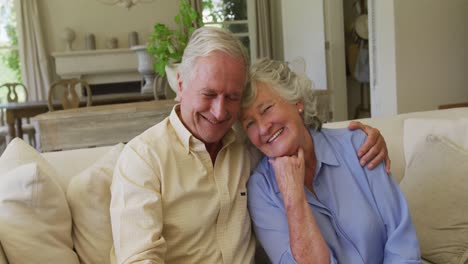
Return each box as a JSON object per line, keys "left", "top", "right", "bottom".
{"left": 147, "top": 0, "right": 203, "bottom": 73}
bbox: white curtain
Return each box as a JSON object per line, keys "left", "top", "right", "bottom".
{"left": 255, "top": 0, "right": 272, "bottom": 59}
{"left": 16, "top": 0, "right": 52, "bottom": 101}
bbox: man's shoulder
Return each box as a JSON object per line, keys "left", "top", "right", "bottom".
{"left": 126, "top": 117, "right": 175, "bottom": 150}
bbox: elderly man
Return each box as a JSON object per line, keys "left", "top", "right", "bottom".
{"left": 110, "top": 27, "right": 388, "bottom": 263}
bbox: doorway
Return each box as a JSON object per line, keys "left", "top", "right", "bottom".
{"left": 342, "top": 0, "right": 371, "bottom": 119}
{"left": 324, "top": 0, "right": 372, "bottom": 121}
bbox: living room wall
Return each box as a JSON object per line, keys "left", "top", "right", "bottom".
{"left": 38, "top": 0, "right": 178, "bottom": 53}
{"left": 394, "top": 0, "right": 468, "bottom": 113}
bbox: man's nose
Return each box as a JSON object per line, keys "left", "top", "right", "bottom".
{"left": 212, "top": 97, "right": 228, "bottom": 120}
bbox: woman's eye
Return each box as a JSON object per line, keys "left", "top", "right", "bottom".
{"left": 244, "top": 121, "right": 254, "bottom": 129}
{"left": 262, "top": 105, "right": 273, "bottom": 114}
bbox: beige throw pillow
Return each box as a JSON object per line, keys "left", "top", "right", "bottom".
{"left": 400, "top": 135, "right": 468, "bottom": 264}
{"left": 403, "top": 118, "right": 468, "bottom": 166}
{"left": 0, "top": 138, "right": 79, "bottom": 263}
{"left": 66, "top": 143, "right": 124, "bottom": 264}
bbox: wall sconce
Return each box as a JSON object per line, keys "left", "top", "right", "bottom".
{"left": 96, "top": 0, "right": 155, "bottom": 9}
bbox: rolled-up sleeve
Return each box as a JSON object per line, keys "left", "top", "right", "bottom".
{"left": 110, "top": 143, "right": 166, "bottom": 264}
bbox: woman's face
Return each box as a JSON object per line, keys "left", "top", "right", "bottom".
{"left": 240, "top": 82, "right": 307, "bottom": 158}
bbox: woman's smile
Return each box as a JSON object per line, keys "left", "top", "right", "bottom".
{"left": 267, "top": 128, "right": 284, "bottom": 143}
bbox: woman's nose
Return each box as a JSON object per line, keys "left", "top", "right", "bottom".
{"left": 258, "top": 118, "right": 271, "bottom": 136}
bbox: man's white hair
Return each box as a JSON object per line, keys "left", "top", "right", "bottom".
{"left": 179, "top": 26, "right": 249, "bottom": 88}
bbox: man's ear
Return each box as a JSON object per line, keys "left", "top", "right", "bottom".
{"left": 177, "top": 72, "right": 183, "bottom": 96}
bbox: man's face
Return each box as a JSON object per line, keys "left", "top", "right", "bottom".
{"left": 178, "top": 51, "right": 246, "bottom": 145}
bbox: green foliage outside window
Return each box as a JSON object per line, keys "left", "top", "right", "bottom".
{"left": 0, "top": 0, "right": 21, "bottom": 85}
{"left": 1, "top": 23, "right": 21, "bottom": 83}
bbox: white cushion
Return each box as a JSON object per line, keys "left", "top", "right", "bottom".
{"left": 404, "top": 118, "right": 468, "bottom": 166}
{"left": 400, "top": 135, "right": 468, "bottom": 264}
{"left": 42, "top": 145, "right": 113, "bottom": 191}
{"left": 0, "top": 138, "right": 79, "bottom": 263}
{"left": 0, "top": 242, "right": 7, "bottom": 264}
{"left": 66, "top": 143, "right": 124, "bottom": 264}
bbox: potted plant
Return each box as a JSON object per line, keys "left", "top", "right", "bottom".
{"left": 146, "top": 0, "right": 203, "bottom": 78}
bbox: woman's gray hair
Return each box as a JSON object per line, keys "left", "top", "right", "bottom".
{"left": 241, "top": 58, "right": 322, "bottom": 130}
{"left": 179, "top": 26, "right": 249, "bottom": 87}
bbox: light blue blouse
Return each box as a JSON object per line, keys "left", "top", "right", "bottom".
{"left": 248, "top": 128, "right": 421, "bottom": 264}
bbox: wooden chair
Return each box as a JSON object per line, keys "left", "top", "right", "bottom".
{"left": 0, "top": 83, "right": 36, "bottom": 148}
{"left": 48, "top": 79, "right": 93, "bottom": 111}
{"left": 153, "top": 74, "right": 167, "bottom": 100}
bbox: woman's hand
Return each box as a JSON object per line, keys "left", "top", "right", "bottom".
{"left": 269, "top": 148, "right": 306, "bottom": 204}
{"left": 348, "top": 121, "right": 391, "bottom": 173}
{"left": 269, "top": 148, "right": 330, "bottom": 263}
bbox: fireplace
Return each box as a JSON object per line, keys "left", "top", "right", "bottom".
{"left": 51, "top": 48, "right": 142, "bottom": 95}
{"left": 86, "top": 81, "right": 141, "bottom": 96}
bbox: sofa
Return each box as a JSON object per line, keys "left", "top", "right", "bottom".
{"left": 0, "top": 107, "right": 467, "bottom": 264}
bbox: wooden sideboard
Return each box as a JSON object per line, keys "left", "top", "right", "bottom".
{"left": 33, "top": 100, "right": 176, "bottom": 152}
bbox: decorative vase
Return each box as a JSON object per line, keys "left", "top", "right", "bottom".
{"left": 85, "top": 33, "right": 96, "bottom": 50}
{"left": 131, "top": 45, "right": 156, "bottom": 94}
{"left": 106, "top": 37, "right": 118, "bottom": 49}
{"left": 165, "top": 63, "right": 179, "bottom": 100}
{"left": 61, "top": 27, "right": 76, "bottom": 51}
{"left": 128, "top": 31, "right": 139, "bottom": 47}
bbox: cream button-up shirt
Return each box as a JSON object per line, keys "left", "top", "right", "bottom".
{"left": 110, "top": 105, "right": 255, "bottom": 264}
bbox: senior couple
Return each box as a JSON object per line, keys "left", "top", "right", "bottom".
{"left": 110, "top": 27, "right": 421, "bottom": 263}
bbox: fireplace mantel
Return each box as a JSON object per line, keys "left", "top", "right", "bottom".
{"left": 51, "top": 48, "right": 141, "bottom": 85}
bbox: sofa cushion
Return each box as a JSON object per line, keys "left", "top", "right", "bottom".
{"left": 42, "top": 145, "right": 114, "bottom": 191}
{"left": 0, "top": 138, "right": 79, "bottom": 264}
{"left": 404, "top": 118, "right": 468, "bottom": 166}
{"left": 66, "top": 143, "right": 124, "bottom": 264}
{"left": 400, "top": 135, "right": 468, "bottom": 264}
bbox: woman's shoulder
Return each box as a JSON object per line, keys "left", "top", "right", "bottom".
{"left": 316, "top": 127, "right": 367, "bottom": 147}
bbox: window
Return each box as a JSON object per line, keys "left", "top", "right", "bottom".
{"left": 0, "top": 0, "right": 24, "bottom": 102}
{"left": 202, "top": 0, "right": 256, "bottom": 61}
{"left": 0, "top": 0, "right": 21, "bottom": 85}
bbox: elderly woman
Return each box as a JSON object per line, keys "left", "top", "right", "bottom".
{"left": 240, "top": 58, "right": 421, "bottom": 264}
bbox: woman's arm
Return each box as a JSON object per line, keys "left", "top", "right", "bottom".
{"left": 268, "top": 148, "right": 329, "bottom": 264}
{"left": 351, "top": 132, "right": 421, "bottom": 263}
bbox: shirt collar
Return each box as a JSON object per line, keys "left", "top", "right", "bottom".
{"left": 169, "top": 104, "right": 237, "bottom": 154}
{"left": 311, "top": 129, "right": 340, "bottom": 167}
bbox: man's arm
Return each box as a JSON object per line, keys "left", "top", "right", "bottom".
{"left": 348, "top": 121, "right": 391, "bottom": 172}
{"left": 110, "top": 144, "right": 166, "bottom": 263}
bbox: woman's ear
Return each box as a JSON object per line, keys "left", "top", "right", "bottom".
{"left": 296, "top": 101, "right": 304, "bottom": 112}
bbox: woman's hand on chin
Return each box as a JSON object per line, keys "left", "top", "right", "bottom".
{"left": 269, "top": 148, "right": 306, "bottom": 205}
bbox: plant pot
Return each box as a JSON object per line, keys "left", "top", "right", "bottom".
{"left": 165, "top": 63, "right": 180, "bottom": 100}
{"left": 131, "top": 45, "right": 155, "bottom": 94}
